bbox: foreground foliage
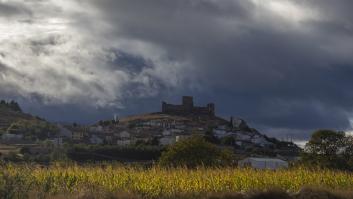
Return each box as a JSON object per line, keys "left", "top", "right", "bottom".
{"left": 159, "top": 136, "right": 234, "bottom": 168}
{"left": 1, "top": 164, "right": 353, "bottom": 198}
{"left": 302, "top": 129, "right": 353, "bottom": 171}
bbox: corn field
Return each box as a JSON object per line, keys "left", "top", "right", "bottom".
{"left": 1, "top": 164, "right": 353, "bottom": 198}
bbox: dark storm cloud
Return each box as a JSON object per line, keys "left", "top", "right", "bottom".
{"left": 109, "top": 50, "right": 154, "bottom": 74}
{"left": 83, "top": 0, "right": 353, "bottom": 139}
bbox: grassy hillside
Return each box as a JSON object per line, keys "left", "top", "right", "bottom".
{"left": 0, "top": 107, "right": 38, "bottom": 133}
{"left": 119, "top": 112, "right": 230, "bottom": 129}
{"left": 0, "top": 101, "right": 47, "bottom": 137}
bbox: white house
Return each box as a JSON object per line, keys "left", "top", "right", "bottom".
{"left": 116, "top": 131, "right": 133, "bottom": 146}
{"left": 117, "top": 139, "right": 132, "bottom": 146}
{"left": 160, "top": 136, "right": 176, "bottom": 146}
{"left": 251, "top": 135, "right": 273, "bottom": 147}
{"left": 238, "top": 157, "right": 289, "bottom": 170}
{"left": 171, "top": 129, "right": 184, "bottom": 134}
{"left": 90, "top": 135, "right": 104, "bottom": 145}
{"left": 2, "top": 133, "right": 23, "bottom": 141}
{"left": 213, "top": 129, "right": 232, "bottom": 138}
{"left": 176, "top": 135, "right": 190, "bottom": 142}
{"left": 89, "top": 126, "right": 103, "bottom": 133}
{"left": 162, "top": 130, "right": 172, "bottom": 136}
{"left": 175, "top": 124, "right": 186, "bottom": 129}
{"left": 237, "top": 133, "right": 252, "bottom": 141}
{"left": 217, "top": 125, "right": 228, "bottom": 130}
{"left": 118, "top": 131, "right": 131, "bottom": 139}
{"left": 48, "top": 137, "right": 63, "bottom": 147}
{"left": 57, "top": 124, "right": 73, "bottom": 139}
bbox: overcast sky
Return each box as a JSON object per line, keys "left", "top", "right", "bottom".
{"left": 1, "top": 0, "right": 353, "bottom": 141}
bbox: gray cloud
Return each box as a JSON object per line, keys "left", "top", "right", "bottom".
{"left": 0, "top": 1, "right": 32, "bottom": 17}
{"left": 1, "top": 0, "right": 353, "bottom": 140}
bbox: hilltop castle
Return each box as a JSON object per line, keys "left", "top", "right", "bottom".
{"left": 162, "top": 96, "right": 215, "bottom": 116}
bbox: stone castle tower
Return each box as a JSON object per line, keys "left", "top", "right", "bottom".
{"left": 162, "top": 96, "right": 215, "bottom": 116}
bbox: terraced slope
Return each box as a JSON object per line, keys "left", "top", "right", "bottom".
{"left": 0, "top": 106, "right": 39, "bottom": 132}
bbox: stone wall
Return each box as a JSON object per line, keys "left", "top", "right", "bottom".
{"left": 162, "top": 96, "right": 215, "bottom": 116}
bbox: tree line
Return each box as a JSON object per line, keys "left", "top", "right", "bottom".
{"left": 0, "top": 100, "right": 22, "bottom": 112}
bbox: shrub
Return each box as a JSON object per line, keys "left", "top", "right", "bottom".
{"left": 301, "top": 129, "right": 353, "bottom": 170}
{"left": 159, "top": 135, "right": 234, "bottom": 168}
{"left": 0, "top": 170, "right": 32, "bottom": 199}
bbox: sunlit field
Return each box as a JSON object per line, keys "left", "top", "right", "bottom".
{"left": 1, "top": 164, "right": 353, "bottom": 198}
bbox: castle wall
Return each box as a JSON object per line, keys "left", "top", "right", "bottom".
{"left": 162, "top": 97, "right": 215, "bottom": 116}
{"left": 162, "top": 103, "right": 187, "bottom": 114}
{"left": 193, "top": 106, "right": 214, "bottom": 115}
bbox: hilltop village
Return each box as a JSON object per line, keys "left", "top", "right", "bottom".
{"left": 0, "top": 97, "right": 301, "bottom": 162}
{"left": 86, "top": 97, "right": 269, "bottom": 147}
{"left": 67, "top": 96, "right": 300, "bottom": 158}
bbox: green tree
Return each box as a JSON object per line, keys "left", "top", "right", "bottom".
{"left": 342, "top": 135, "right": 353, "bottom": 168}
{"left": 305, "top": 130, "right": 345, "bottom": 155}
{"left": 203, "top": 129, "right": 220, "bottom": 144}
{"left": 0, "top": 100, "right": 21, "bottom": 112}
{"left": 159, "top": 136, "right": 234, "bottom": 168}
{"left": 9, "top": 100, "right": 22, "bottom": 112}
{"left": 147, "top": 137, "right": 160, "bottom": 146}
{"left": 343, "top": 136, "right": 353, "bottom": 155}
{"left": 302, "top": 130, "right": 349, "bottom": 170}
{"left": 220, "top": 136, "right": 236, "bottom": 146}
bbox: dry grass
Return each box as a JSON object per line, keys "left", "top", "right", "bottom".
{"left": 119, "top": 113, "right": 190, "bottom": 123}
{"left": 1, "top": 164, "right": 353, "bottom": 199}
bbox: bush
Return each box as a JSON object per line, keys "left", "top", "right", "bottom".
{"left": 159, "top": 135, "right": 234, "bottom": 168}
{"left": 0, "top": 170, "right": 32, "bottom": 199}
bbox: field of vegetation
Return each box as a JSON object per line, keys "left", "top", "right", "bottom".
{"left": 1, "top": 164, "right": 353, "bottom": 199}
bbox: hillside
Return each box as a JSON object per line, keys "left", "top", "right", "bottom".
{"left": 97, "top": 111, "right": 301, "bottom": 157}
{"left": 119, "top": 112, "right": 230, "bottom": 129}
{"left": 0, "top": 101, "right": 43, "bottom": 133}
{"left": 89, "top": 96, "right": 302, "bottom": 158}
